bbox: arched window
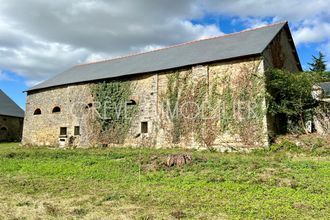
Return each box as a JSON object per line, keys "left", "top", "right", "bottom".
{"left": 126, "top": 100, "right": 137, "bottom": 106}
{"left": 33, "top": 108, "right": 42, "bottom": 115}
{"left": 52, "top": 106, "right": 61, "bottom": 113}
{"left": 0, "top": 127, "right": 7, "bottom": 131}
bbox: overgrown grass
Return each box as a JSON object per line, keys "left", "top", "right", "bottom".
{"left": 0, "top": 142, "right": 329, "bottom": 219}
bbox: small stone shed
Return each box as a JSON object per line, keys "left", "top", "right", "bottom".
{"left": 0, "top": 90, "right": 24, "bottom": 142}
{"left": 22, "top": 21, "right": 302, "bottom": 149}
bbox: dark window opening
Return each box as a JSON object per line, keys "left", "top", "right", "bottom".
{"left": 85, "top": 103, "right": 93, "bottom": 110}
{"left": 0, "top": 127, "right": 7, "bottom": 137}
{"left": 60, "top": 127, "right": 67, "bottom": 136}
{"left": 52, "top": 106, "right": 61, "bottom": 113}
{"left": 74, "top": 126, "right": 80, "bottom": 135}
{"left": 33, "top": 108, "right": 41, "bottom": 115}
{"left": 126, "top": 100, "right": 137, "bottom": 106}
{"left": 141, "top": 121, "right": 148, "bottom": 134}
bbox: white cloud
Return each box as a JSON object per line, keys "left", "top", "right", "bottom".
{"left": 201, "top": 0, "right": 330, "bottom": 22}
{"left": 293, "top": 22, "right": 330, "bottom": 45}
{"left": 201, "top": 0, "right": 330, "bottom": 45}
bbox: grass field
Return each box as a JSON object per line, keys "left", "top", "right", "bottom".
{"left": 0, "top": 142, "right": 329, "bottom": 219}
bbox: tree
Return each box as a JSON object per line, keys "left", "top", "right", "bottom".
{"left": 265, "top": 69, "right": 319, "bottom": 134}
{"left": 308, "top": 52, "right": 327, "bottom": 72}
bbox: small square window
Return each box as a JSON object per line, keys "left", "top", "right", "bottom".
{"left": 60, "top": 127, "right": 67, "bottom": 136}
{"left": 74, "top": 126, "right": 80, "bottom": 135}
{"left": 141, "top": 121, "right": 148, "bottom": 134}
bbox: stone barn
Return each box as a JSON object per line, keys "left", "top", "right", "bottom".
{"left": 0, "top": 90, "right": 24, "bottom": 142}
{"left": 22, "top": 21, "right": 302, "bottom": 149}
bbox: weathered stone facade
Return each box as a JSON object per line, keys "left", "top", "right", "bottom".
{"left": 22, "top": 74, "right": 158, "bottom": 147}
{"left": 22, "top": 26, "right": 300, "bottom": 149}
{"left": 22, "top": 57, "right": 267, "bottom": 149}
{"left": 0, "top": 115, "right": 23, "bottom": 142}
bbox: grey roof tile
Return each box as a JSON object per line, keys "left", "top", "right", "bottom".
{"left": 0, "top": 90, "right": 24, "bottom": 118}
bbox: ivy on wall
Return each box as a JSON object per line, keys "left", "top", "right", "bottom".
{"left": 161, "top": 60, "right": 267, "bottom": 148}
{"left": 91, "top": 81, "right": 138, "bottom": 144}
{"left": 230, "top": 64, "right": 267, "bottom": 145}
{"left": 165, "top": 71, "right": 181, "bottom": 144}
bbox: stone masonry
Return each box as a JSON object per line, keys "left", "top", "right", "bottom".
{"left": 0, "top": 115, "right": 23, "bottom": 142}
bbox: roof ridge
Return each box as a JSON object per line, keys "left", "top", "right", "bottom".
{"left": 76, "top": 21, "right": 287, "bottom": 67}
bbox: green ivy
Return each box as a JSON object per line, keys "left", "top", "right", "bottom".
{"left": 91, "top": 81, "right": 138, "bottom": 144}
{"left": 162, "top": 62, "right": 267, "bottom": 147}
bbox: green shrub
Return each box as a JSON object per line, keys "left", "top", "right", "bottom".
{"left": 270, "top": 140, "right": 301, "bottom": 152}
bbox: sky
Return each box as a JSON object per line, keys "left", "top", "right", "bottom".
{"left": 0, "top": 0, "right": 330, "bottom": 110}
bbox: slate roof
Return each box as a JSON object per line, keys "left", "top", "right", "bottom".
{"left": 319, "top": 82, "right": 330, "bottom": 97}
{"left": 0, "top": 90, "right": 24, "bottom": 118}
{"left": 28, "top": 21, "right": 300, "bottom": 92}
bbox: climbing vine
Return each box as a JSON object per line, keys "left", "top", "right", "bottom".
{"left": 161, "top": 60, "right": 267, "bottom": 148}
{"left": 165, "top": 71, "right": 181, "bottom": 143}
{"left": 91, "top": 81, "right": 138, "bottom": 144}
{"left": 230, "top": 63, "right": 267, "bottom": 146}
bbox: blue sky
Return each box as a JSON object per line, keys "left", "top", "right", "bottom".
{"left": 0, "top": 0, "right": 329, "bottom": 110}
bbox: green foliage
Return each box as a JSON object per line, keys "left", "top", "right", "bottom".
{"left": 305, "top": 70, "right": 330, "bottom": 80}
{"left": 91, "top": 81, "right": 138, "bottom": 143}
{"left": 218, "top": 75, "right": 234, "bottom": 132}
{"left": 216, "top": 63, "right": 267, "bottom": 146}
{"left": 0, "top": 143, "right": 329, "bottom": 219}
{"left": 164, "top": 70, "right": 220, "bottom": 147}
{"left": 269, "top": 140, "right": 302, "bottom": 153}
{"left": 308, "top": 51, "right": 327, "bottom": 72}
{"left": 165, "top": 71, "right": 181, "bottom": 143}
{"left": 265, "top": 69, "right": 319, "bottom": 133}
{"left": 163, "top": 62, "right": 267, "bottom": 147}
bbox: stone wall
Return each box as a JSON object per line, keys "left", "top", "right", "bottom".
{"left": 22, "top": 55, "right": 268, "bottom": 148}
{"left": 0, "top": 115, "right": 23, "bottom": 142}
{"left": 22, "top": 74, "right": 158, "bottom": 147}
{"left": 262, "top": 28, "right": 300, "bottom": 72}
{"left": 156, "top": 57, "right": 268, "bottom": 149}
{"left": 22, "top": 84, "right": 94, "bottom": 146}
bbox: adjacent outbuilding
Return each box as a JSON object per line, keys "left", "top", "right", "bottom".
{"left": 0, "top": 90, "right": 24, "bottom": 142}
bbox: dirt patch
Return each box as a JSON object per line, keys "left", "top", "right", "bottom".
{"left": 143, "top": 154, "right": 193, "bottom": 171}
{"left": 166, "top": 154, "right": 192, "bottom": 167}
